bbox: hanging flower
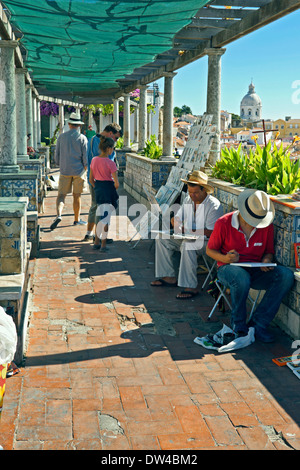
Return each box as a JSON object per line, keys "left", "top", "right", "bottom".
{"left": 65, "top": 105, "right": 76, "bottom": 114}
{"left": 292, "top": 135, "right": 300, "bottom": 145}
{"left": 40, "top": 101, "right": 59, "bottom": 117}
{"left": 275, "top": 131, "right": 280, "bottom": 140}
{"left": 130, "top": 88, "right": 140, "bottom": 97}
{"left": 252, "top": 135, "right": 258, "bottom": 143}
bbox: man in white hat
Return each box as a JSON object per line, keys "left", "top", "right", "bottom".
{"left": 50, "top": 112, "right": 88, "bottom": 230}
{"left": 206, "top": 188, "right": 294, "bottom": 346}
{"left": 151, "top": 170, "right": 223, "bottom": 299}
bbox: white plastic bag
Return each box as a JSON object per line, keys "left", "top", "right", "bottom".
{"left": 0, "top": 307, "right": 17, "bottom": 364}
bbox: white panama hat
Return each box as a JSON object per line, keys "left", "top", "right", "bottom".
{"left": 68, "top": 112, "right": 84, "bottom": 125}
{"left": 237, "top": 189, "right": 275, "bottom": 228}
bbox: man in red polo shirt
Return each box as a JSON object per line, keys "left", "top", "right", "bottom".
{"left": 206, "top": 189, "right": 294, "bottom": 346}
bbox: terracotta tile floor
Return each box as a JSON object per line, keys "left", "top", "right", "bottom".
{"left": 1, "top": 171, "right": 299, "bottom": 450}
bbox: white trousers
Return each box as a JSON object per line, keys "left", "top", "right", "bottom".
{"left": 155, "top": 237, "right": 206, "bottom": 289}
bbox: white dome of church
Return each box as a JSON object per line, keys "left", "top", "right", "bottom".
{"left": 240, "top": 81, "right": 262, "bottom": 122}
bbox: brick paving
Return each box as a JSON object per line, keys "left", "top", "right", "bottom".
{"left": 1, "top": 172, "right": 300, "bottom": 450}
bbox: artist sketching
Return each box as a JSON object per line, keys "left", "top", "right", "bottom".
{"left": 151, "top": 170, "right": 223, "bottom": 299}
{"left": 206, "top": 189, "right": 294, "bottom": 347}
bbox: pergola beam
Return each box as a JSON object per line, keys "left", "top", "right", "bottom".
{"left": 118, "top": 0, "right": 300, "bottom": 96}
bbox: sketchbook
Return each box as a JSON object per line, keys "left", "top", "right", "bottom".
{"left": 230, "top": 262, "right": 277, "bottom": 268}
{"left": 151, "top": 230, "right": 199, "bottom": 240}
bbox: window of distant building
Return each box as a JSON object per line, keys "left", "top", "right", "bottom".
{"left": 281, "top": 125, "right": 284, "bottom": 129}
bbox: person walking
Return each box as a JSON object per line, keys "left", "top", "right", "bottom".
{"left": 50, "top": 112, "right": 88, "bottom": 230}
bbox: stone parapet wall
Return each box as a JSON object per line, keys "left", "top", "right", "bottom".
{"left": 123, "top": 152, "right": 176, "bottom": 205}
{"left": 0, "top": 201, "right": 27, "bottom": 275}
{"left": 17, "top": 158, "right": 46, "bottom": 212}
{"left": 0, "top": 171, "right": 39, "bottom": 211}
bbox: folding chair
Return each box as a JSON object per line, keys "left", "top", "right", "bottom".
{"left": 199, "top": 254, "right": 217, "bottom": 290}
{"left": 207, "top": 279, "right": 261, "bottom": 321}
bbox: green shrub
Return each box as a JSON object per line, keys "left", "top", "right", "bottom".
{"left": 211, "top": 142, "right": 300, "bottom": 195}
{"left": 115, "top": 136, "right": 124, "bottom": 149}
{"left": 140, "top": 135, "right": 163, "bottom": 160}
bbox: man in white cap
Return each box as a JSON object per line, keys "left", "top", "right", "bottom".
{"left": 50, "top": 112, "right": 88, "bottom": 230}
{"left": 151, "top": 170, "right": 223, "bottom": 299}
{"left": 206, "top": 189, "right": 294, "bottom": 346}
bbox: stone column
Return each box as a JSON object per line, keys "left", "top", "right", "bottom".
{"left": 162, "top": 72, "right": 176, "bottom": 157}
{"left": 123, "top": 93, "right": 131, "bottom": 149}
{"left": 15, "top": 68, "right": 28, "bottom": 160}
{"left": 99, "top": 109, "right": 103, "bottom": 133}
{"left": 0, "top": 40, "right": 19, "bottom": 173}
{"left": 138, "top": 85, "right": 148, "bottom": 151}
{"left": 158, "top": 107, "right": 163, "bottom": 146}
{"left": 134, "top": 106, "right": 139, "bottom": 143}
{"left": 205, "top": 48, "right": 226, "bottom": 166}
{"left": 59, "top": 103, "right": 64, "bottom": 134}
{"left": 36, "top": 98, "right": 41, "bottom": 146}
{"left": 113, "top": 98, "right": 119, "bottom": 124}
{"left": 88, "top": 109, "right": 93, "bottom": 127}
{"left": 147, "top": 110, "right": 152, "bottom": 139}
{"left": 26, "top": 85, "right": 34, "bottom": 147}
{"left": 32, "top": 93, "right": 38, "bottom": 148}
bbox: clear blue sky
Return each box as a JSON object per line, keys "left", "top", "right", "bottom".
{"left": 158, "top": 8, "right": 300, "bottom": 121}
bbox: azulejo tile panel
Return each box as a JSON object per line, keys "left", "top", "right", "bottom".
{"left": 0, "top": 178, "right": 38, "bottom": 211}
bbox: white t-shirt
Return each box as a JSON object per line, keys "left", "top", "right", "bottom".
{"left": 174, "top": 194, "right": 223, "bottom": 249}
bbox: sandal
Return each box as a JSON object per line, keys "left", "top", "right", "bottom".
{"left": 176, "top": 290, "right": 199, "bottom": 300}
{"left": 6, "top": 362, "right": 20, "bottom": 377}
{"left": 150, "top": 278, "right": 177, "bottom": 287}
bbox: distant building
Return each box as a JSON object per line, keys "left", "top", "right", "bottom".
{"left": 220, "top": 110, "right": 232, "bottom": 131}
{"left": 240, "top": 81, "right": 262, "bottom": 124}
{"left": 181, "top": 114, "right": 197, "bottom": 124}
{"left": 265, "top": 117, "right": 300, "bottom": 139}
{"left": 236, "top": 127, "right": 272, "bottom": 145}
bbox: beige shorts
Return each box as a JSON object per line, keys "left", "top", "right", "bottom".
{"left": 58, "top": 174, "right": 85, "bottom": 195}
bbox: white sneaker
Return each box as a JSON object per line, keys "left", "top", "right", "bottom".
{"left": 194, "top": 336, "right": 219, "bottom": 351}
{"left": 218, "top": 327, "right": 255, "bottom": 353}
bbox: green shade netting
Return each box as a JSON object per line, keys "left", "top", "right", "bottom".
{"left": 2, "top": 0, "right": 210, "bottom": 94}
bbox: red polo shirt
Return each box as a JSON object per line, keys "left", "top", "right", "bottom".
{"left": 207, "top": 211, "right": 275, "bottom": 267}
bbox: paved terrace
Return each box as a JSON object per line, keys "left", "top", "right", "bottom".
{"left": 1, "top": 172, "right": 300, "bottom": 451}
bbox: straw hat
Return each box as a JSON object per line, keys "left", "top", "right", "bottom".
{"left": 237, "top": 189, "right": 275, "bottom": 228}
{"left": 68, "top": 112, "right": 84, "bottom": 125}
{"left": 181, "top": 170, "right": 214, "bottom": 194}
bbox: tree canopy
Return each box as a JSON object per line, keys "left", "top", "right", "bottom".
{"left": 174, "top": 105, "right": 193, "bottom": 117}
